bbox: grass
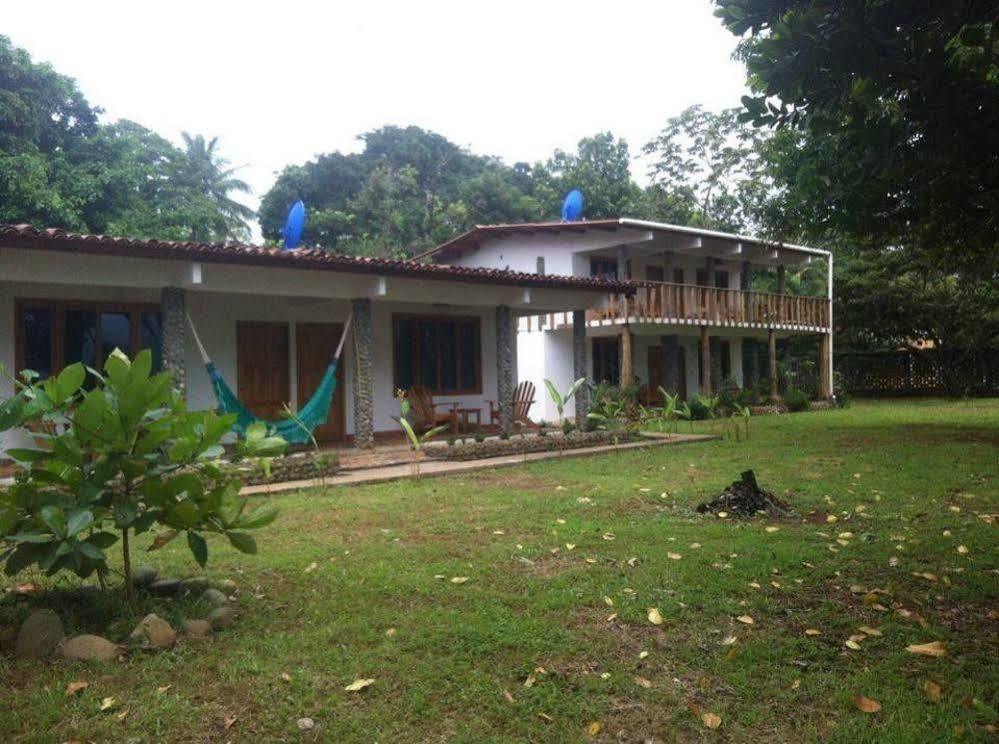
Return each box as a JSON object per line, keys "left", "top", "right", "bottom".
{"left": 1, "top": 399, "right": 997, "bottom": 742}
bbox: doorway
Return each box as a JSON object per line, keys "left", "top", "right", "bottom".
{"left": 296, "top": 322, "right": 346, "bottom": 443}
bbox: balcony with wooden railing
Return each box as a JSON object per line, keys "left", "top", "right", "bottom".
{"left": 590, "top": 281, "right": 830, "bottom": 331}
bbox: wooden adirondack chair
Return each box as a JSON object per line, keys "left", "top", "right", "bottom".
{"left": 407, "top": 385, "right": 457, "bottom": 433}
{"left": 488, "top": 380, "right": 536, "bottom": 427}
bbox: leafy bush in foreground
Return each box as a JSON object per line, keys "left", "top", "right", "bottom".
{"left": 0, "top": 350, "right": 286, "bottom": 597}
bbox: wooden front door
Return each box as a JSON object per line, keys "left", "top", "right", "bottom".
{"left": 647, "top": 345, "right": 663, "bottom": 397}
{"left": 236, "top": 321, "right": 290, "bottom": 421}
{"left": 296, "top": 322, "right": 346, "bottom": 443}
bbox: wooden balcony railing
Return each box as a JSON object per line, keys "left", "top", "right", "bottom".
{"left": 587, "top": 281, "right": 831, "bottom": 330}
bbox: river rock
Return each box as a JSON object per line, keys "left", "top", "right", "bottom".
{"left": 0, "top": 625, "right": 17, "bottom": 654}
{"left": 201, "top": 588, "right": 228, "bottom": 607}
{"left": 183, "top": 619, "right": 212, "bottom": 638}
{"left": 131, "top": 565, "right": 158, "bottom": 587}
{"left": 216, "top": 578, "right": 238, "bottom": 594}
{"left": 61, "top": 634, "right": 120, "bottom": 661}
{"left": 208, "top": 605, "right": 236, "bottom": 629}
{"left": 179, "top": 576, "right": 210, "bottom": 593}
{"left": 148, "top": 578, "right": 180, "bottom": 595}
{"left": 15, "top": 609, "right": 64, "bottom": 659}
{"left": 130, "top": 613, "right": 177, "bottom": 650}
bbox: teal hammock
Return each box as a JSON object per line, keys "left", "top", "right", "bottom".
{"left": 186, "top": 313, "right": 352, "bottom": 445}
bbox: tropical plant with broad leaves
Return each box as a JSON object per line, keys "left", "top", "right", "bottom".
{"left": 543, "top": 377, "right": 587, "bottom": 454}
{"left": 657, "top": 388, "right": 682, "bottom": 434}
{"left": 0, "top": 350, "right": 286, "bottom": 599}
{"left": 395, "top": 391, "right": 448, "bottom": 478}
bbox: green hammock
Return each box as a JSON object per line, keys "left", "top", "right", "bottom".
{"left": 186, "top": 313, "right": 352, "bottom": 445}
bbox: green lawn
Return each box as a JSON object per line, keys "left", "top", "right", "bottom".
{"left": 2, "top": 399, "right": 997, "bottom": 742}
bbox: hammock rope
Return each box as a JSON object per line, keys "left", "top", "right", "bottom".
{"left": 186, "top": 312, "right": 352, "bottom": 445}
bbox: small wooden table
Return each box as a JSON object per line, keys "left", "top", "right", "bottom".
{"left": 455, "top": 407, "right": 481, "bottom": 433}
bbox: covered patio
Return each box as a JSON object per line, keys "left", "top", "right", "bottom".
{"left": 0, "top": 225, "right": 632, "bottom": 453}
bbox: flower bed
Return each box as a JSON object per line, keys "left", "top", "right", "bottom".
{"left": 223, "top": 450, "right": 340, "bottom": 486}
{"left": 427, "top": 430, "right": 642, "bottom": 461}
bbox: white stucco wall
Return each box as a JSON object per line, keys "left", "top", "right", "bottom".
{"left": 0, "top": 280, "right": 502, "bottom": 453}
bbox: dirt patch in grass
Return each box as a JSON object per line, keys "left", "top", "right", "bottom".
{"left": 467, "top": 469, "right": 560, "bottom": 493}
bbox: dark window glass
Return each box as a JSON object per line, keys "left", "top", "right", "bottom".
{"left": 673, "top": 268, "right": 685, "bottom": 284}
{"left": 394, "top": 318, "right": 415, "bottom": 391}
{"left": 590, "top": 256, "right": 617, "bottom": 278}
{"left": 64, "top": 309, "right": 97, "bottom": 369}
{"left": 100, "top": 312, "right": 132, "bottom": 364}
{"left": 592, "top": 337, "right": 620, "bottom": 384}
{"left": 417, "top": 320, "right": 437, "bottom": 388}
{"left": 459, "top": 322, "right": 478, "bottom": 391}
{"left": 721, "top": 341, "right": 732, "bottom": 379}
{"left": 394, "top": 316, "right": 481, "bottom": 394}
{"left": 22, "top": 308, "right": 53, "bottom": 378}
{"left": 536, "top": 256, "right": 545, "bottom": 275}
{"left": 715, "top": 271, "right": 729, "bottom": 289}
{"left": 696, "top": 269, "right": 708, "bottom": 286}
{"left": 438, "top": 321, "right": 457, "bottom": 392}
{"left": 140, "top": 312, "right": 164, "bottom": 372}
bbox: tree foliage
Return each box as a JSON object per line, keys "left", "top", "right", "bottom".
{"left": 0, "top": 35, "right": 253, "bottom": 242}
{"left": 0, "top": 350, "right": 286, "bottom": 594}
{"left": 713, "top": 1, "right": 999, "bottom": 278}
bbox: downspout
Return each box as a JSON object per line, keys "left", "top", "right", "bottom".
{"left": 828, "top": 252, "right": 835, "bottom": 401}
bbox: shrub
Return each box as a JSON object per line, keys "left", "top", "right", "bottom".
{"left": 473, "top": 428, "right": 486, "bottom": 443}
{"left": 687, "top": 395, "right": 711, "bottom": 421}
{"left": 785, "top": 387, "right": 811, "bottom": 412}
{"left": 0, "top": 350, "right": 286, "bottom": 597}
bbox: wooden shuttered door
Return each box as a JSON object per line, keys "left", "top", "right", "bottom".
{"left": 236, "top": 322, "right": 290, "bottom": 421}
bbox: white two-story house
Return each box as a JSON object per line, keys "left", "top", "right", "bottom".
{"left": 418, "top": 218, "right": 834, "bottom": 422}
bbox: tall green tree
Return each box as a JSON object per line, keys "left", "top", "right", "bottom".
{"left": 713, "top": 1, "right": 999, "bottom": 278}
{"left": 642, "top": 106, "right": 769, "bottom": 233}
{"left": 531, "top": 132, "right": 642, "bottom": 220}
{"left": 0, "top": 35, "right": 252, "bottom": 242}
{"left": 178, "top": 132, "right": 254, "bottom": 241}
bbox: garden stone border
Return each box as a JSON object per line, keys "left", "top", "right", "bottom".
{"left": 427, "top": 430, "right": 642, "bottom": 462}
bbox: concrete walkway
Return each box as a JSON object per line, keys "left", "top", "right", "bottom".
{"left": 241, "top": 433, "right": 714, "bottom": 495}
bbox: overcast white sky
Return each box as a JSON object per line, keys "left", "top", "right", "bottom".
{"left": 5, "top": 1, "right": 748, "bottom": 236}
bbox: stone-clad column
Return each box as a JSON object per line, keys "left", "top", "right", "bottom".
{"left": 661, "top": 334, "right": 679, "bottom": 394}
{"left": 351, "top": 298, "right": 374, "bottom": 448}
{"left": 700, "top": 326, "right": 712, "bottom": 396}
{"left": 572, "top": 310, "right": 589, "bottom": 429}
{"left": 495, "top": 305, "right": 515, "bottom": 435}
{"left": 709, "top": 337, "right": 723, "bottom": 391}
{"left": 160, "top": 287, "right": 186, "bottom": 396}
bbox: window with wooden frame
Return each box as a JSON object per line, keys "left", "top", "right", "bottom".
{"left": 589, "top": 256, "right": 618, "bottom": 279}
{"left": 392, "top": 314, "right": 481, "bottom": 395}
{"left": 15, "top": 299, "right": 163, "bottom": 380}
{"left": 592, "top": 336, "right": 620, "bottom": 384}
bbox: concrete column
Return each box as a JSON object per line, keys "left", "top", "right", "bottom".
{"left": 661, "top": 334, "right": 679, "bottom": 394}
{"left": 495, "top": 305, "right": 515, "bottom": 435}
{"left": 160, "top": 287, "right": 186, "bottom": 396}
{"left": 818, "top": 333, "right": 832, "bottom": 399}
{"left": 768, "top": 328, "right": 779, "bottom": 403}
{"left": 572, "top": 310, "right": 589, "bottom": 429}
{"left": 620, "top": 326, "right": 634, "bottom": 388}
{"left": 700, "top": 326, "right": 712, "bottom": 396}
{"left": 351, "top": 297, "right": 374, "bottom": 448}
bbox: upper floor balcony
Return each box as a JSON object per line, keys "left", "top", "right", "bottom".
{"left": 590, "top": 281, "right": 830, "bottom": 332}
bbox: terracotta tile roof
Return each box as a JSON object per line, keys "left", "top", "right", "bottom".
{"left": 0, "top": 224, "right": 635, "bottom": 294}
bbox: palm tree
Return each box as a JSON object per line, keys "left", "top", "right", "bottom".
{"left": 180, "top": 132, "right": 255, "bottom": 241}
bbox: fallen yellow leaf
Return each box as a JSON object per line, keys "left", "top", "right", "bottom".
{"left": 587, "top": 721, "right": 602, "bottom": 736}
{"left": 634, "top": 676, "right": 653, "bottom": 688}
{"left": 736, "top": 615, "right": 754, "bottom": 625}
{"left": 957, "top": 545, "right": 969, "bottom": 555}
{"left": 450, "top": 576, "right": 469, "bottom": 584}
{"left": 701, "top": 712, "right": 722, "bottom": 729}
{"left": 647, "top": 607, "right": 664, "bottom": 625}
{"left": 344, "top": 678, "right": 375, "bottom": 692}
{"left": 853, "top": 695, "right": 881, "bottom": 713}
{"left": 923, "top": 679, "right": 943, "bottom": 703}
{"left": 667, "top": 552, "right": 682, "bottom": 560}
{"left": 99, "top": 696, "right": 116, "bottom": 711}
{"left": 805, "top": 629, "right": 822, "bottom": 636}
{"left": 906, "top": 641, "right": 947, "bottom": 658}
{"left": 66, "top": 681, "right": 89, "bottom": 697}
{"left": 858, "top": 626, "right": 882, "bottom": 637}
{"left": 845, "top": 639, "right": 862, "bottom": 650}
